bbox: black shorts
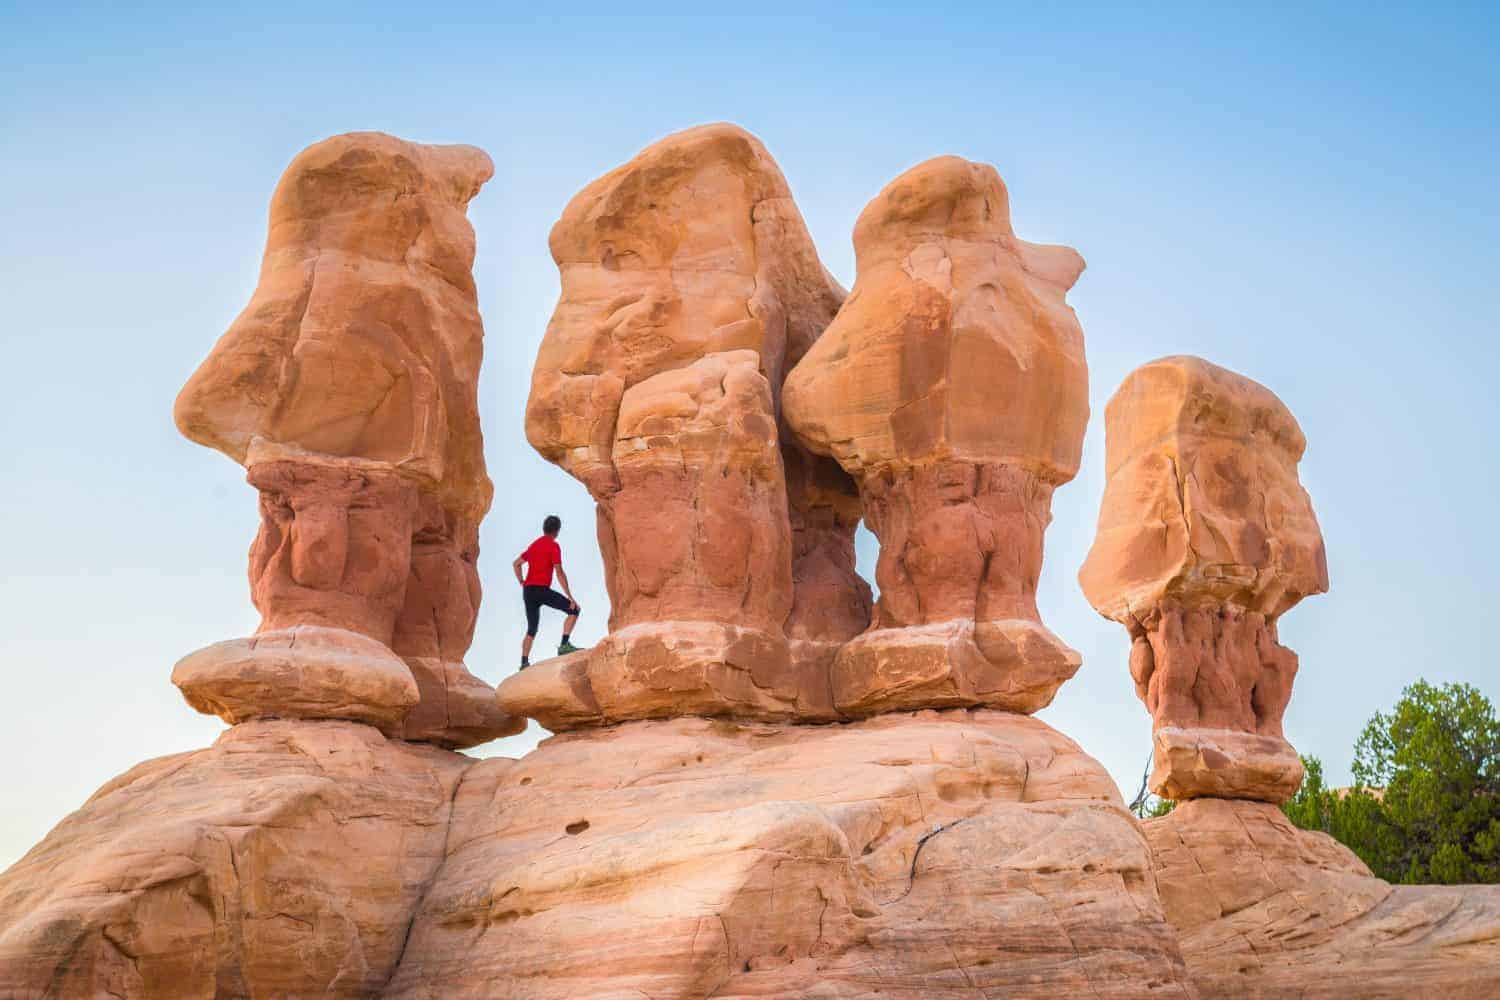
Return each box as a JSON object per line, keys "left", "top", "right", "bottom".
{"left": 523, "top": 585, "right": 577, "bottom": 636}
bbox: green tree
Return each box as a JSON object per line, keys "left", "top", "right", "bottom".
{"left": 1282, "top": 680, "right": 1500, "bottom": 885}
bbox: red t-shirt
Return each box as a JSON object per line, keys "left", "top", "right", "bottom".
{"left": 521, "top": 535, "right": 562, "bottom": 587}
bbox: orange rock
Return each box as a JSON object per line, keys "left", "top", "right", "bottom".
{"left": 783, "top": 156, "right": 1088, "bottom": 715}
{"left": 385, "top": 711, "right": 1193, "bottom": 998}
{"left": 171, "top": 626, "right": 419, "bottom": 733}
{"left": 0, "top": 721, "right": 470, "bottom": 997}
{"left": 1080, "top": 357, "right": 1328, "bottom": 802}
{"left": 175, "top": 132, "right": 494, "bottom": 520}
{"left": 524, "top": 124, "right": 870, "bottom": 721}
{"left": 173, "top": 132, "right": 516, "bottom": 746}
{"left": 1146, "top": 797, "right": 1500, "bottom": 998}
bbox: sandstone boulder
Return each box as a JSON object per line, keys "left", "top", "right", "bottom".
{"left": 783, "top": 156, "right": 1088, "bottom": 716}
{"left": 1146, "top": 797, "right": 1500, "bottom": 998}
{"left": 1080, "top": 357, "right": 1328, "bottom": 802}
{"left": 0, "top": 721, "right": 470, "bottom": 998}
{"left": 524, "top": 124, "right": 869, "bottom": 720}
{"left": 385, "top": 711, "right": 1193, "bottom": 998}
{"left": 172, "top": 132, "right": 515, "bottom": 746}
{"left": 171, "top": 626, "right": 419, "bottom": 734}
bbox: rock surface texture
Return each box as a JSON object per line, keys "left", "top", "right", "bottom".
{"left": 1080, "top": 356, "right": 1327, "bottom": 802}
{"left": 522, "top": 123, "right": 869, "bottom": 724}
{"left": 0, "top": 721, "right": 470, "bottom": 998}
{"left": 1146, "top": 798, "right": 1500, "bottom": 998}
{"left": 172, "top": 131, "right": 518, "bottom": 747}
{"left": 782, "top": 155, "right": 1088, "bottom": 718}
{"left": 386, "top": 711, "right": 1193, "bottom": 998}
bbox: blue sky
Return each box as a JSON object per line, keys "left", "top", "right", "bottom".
{"left": 3, "top": 3, "right": 1496, "bottom": 869}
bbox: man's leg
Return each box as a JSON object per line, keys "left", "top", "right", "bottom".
{"left": 542, "top": 588, "right": 584, "bottom": 654}
{"left": 521, "top": 589, "right": 542, "bottom": 668}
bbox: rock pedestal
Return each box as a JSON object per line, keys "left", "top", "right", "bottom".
{"left": 171, "top": 131, "right": 520, "bottom": 747}
{"left": 783, "top": 155, "right": 1089, "bottom": 717}
{"left": 1079, "top": 356, "right": 1327, "bottom": 802}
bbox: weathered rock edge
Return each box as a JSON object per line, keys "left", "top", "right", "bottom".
{"left": 0, "top": 711, "right": 1194, "bottom": 999}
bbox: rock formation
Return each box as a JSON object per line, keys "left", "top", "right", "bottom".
{"left": 0, "top": 722, "right": 470, "bottom": 997}
{"left": 172, "top": 131, "right": 519, "bottom": 748}
{"left": 782, "top": 155, "right": 1089, "bottom": 718}
{"left": 518, "top": 123, "right": 870, "bottom": 725}
{"left": 12, "top": 122, "right": 1495, "bottom": 999}
{"left": 1145, "top": 797, "right": 1500, "bottom": 999}
{"left": 479, "top": 135, "right": 1200, "bottom": 996}
{"left": 1079, "top": 356, "right": 1327, "bottom": 801}
{"left": 1085, "top": 356, "right": 1500, "bottom": 996}
{"left": 385, "top": 711, "right": 1192, "bottom": 999}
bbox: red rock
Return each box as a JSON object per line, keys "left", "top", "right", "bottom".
{"left": 1080, "top": 357, "right": 1327, "bottom": 802}
{"left": 172, "top": 132, "right": 516, "bottom": 745}
{"left": 524, "top": 125, "right": 870, "bottom": 721}
{"left": 1146, "top": 797, "right": 1500, "bottom": 998}
{"left": 783, "top": 156, "right": 1088, "bottom": 715}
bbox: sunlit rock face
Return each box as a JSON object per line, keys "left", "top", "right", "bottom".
{"left": 1080, "top": 356, "right": 1327, "bottom": 802}
{"left": 522, "top": 123, "right": 869, "bottom": 722}
{"left": 171, "top": 131, "right": 518, "bottom": 746}
{"left": 783, "top": 155, "right": 1089, "bottom": 718}
{"left": 384, "top": 711, "right": 1195, "bottom": 999}
{"left": 1146, "top": 798, "right": 1500, "bottom": 999}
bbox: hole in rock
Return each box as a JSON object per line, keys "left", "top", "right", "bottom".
{"left": 565, "top": 820, "right": 590, "bottom": 835}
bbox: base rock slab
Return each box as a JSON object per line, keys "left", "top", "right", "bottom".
{"left": 386, "top": 710, "right": 1193, "bottom": 998}
{"left": 0, "top": 720, "right": 470, "bottom": 999}
{"left": 1146, "top": 797, "right": 1500, "bottom": 999}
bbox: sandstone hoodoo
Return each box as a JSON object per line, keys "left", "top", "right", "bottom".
{"left": 1079, "top": 356, "right": 1326, "bottom": 802}
{"left": 11, "top": 121, "right": 1496, "bottom": 999}
{"left": 782, "top": 155, "right": 1089, "bottom": 719}
{"left": 171, "top": 131, "right": 519, "bottom": 748}
{"left": 516, "top": 123, "right": 871, "bottom": 725}
{"left": 1084, "top": 357, "right": 1500, "bottom": 997}
{"left": 479, "top": 136, "right": 1202, "bottom": 995}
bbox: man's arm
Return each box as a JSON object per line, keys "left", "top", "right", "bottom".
{"left": 556, "top": 566, "right": 578, "bottom": 609}
{"left": 512, "top": 554, "right": 526, "bottom": 586}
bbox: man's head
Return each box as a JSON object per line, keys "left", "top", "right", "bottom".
{"left": 543, "top": 514, "right": 562, "bottom": 537}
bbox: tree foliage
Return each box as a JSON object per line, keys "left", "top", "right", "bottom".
{"left": 1281, "top": 680, "right": 1500, "bottom": 885}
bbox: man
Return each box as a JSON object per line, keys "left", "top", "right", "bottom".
{"left": 513, "top": 514, "right": 583, "bottom": 669}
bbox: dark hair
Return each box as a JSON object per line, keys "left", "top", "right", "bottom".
{"left": 543, "top": 514, "right": 562, "bottom": 535}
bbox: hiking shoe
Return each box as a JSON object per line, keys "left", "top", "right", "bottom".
{"left": 557, "top": 640, "right": 585, "bottom": 656}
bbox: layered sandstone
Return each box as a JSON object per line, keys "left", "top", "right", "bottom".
{"left": 1079, "top": 356, "right": 1327, "bottom": 802}
{"left": 522, "top": 123, "right": 869, "bottom": 722}
{"left": 783, "top": 156, "right": 1088, "bottom": 717}
{"left": 0, "top": 721, "right": 470, "bottom": 997}
{"left": 172, "top": 132, "right": 519, "bottom": 747}
{"left": 385, "top": 711, "right": 1193, "bottom": 998}
{"left": 1146, "top": 798, "right": 1500, "bottom": 998}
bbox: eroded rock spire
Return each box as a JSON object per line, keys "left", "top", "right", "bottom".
{"left": 171, "top": 131, "right": 520, "bottom": 747}
{"left": 1080, "top": 355, "right": 1328, "bottom": 801}
{"left": 783, "top": 155, "right": 1089, "bottom": 717}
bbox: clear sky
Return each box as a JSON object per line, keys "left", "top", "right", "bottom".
{"left": 3, "top": 3, "right": 1496, "bottom": 870}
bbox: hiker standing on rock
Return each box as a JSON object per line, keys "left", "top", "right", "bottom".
{"left": 513, "top": 515, "right": 584, "bottom": 669}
